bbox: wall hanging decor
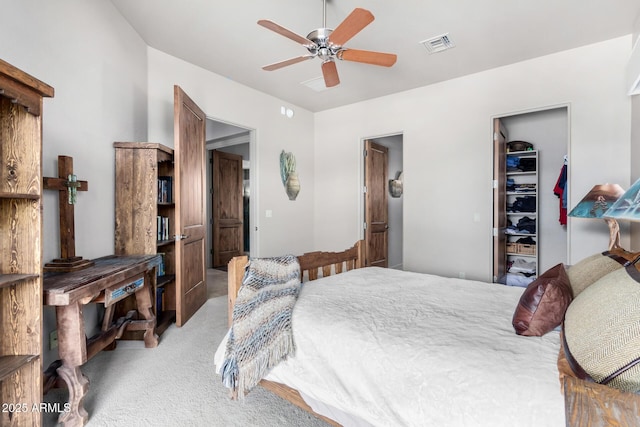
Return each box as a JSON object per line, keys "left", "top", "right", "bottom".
{"left": 280, "top": 150, "right": 300, "bottom": 200}
{"left": 389, "top": 171, "right": 403, "bottom": 198}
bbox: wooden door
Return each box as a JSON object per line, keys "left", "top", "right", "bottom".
{"left": 364, "top": 140, "right": 389, "bottom": 267}
{"left": 174, "top": 85, "right": 207, "bottom": 326}
{"left": 493, "top": 118, "right": 507, "bottom": 283}
{"left": 212, "top": 150, "right": 244, "bottom": 267}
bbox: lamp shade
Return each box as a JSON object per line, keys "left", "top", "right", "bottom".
{"left": 603, "top": 178, "right": 640, "bottom": 221}
{"left": 568, "top": 184, "right": 625, "bottom": 218}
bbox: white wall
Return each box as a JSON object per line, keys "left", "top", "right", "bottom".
{"left": 1, "top": 0, "right": 147, "bottom": 262}
{"left": 0, "top": 0, "right": 148, "bottom": 366}
{"left": 146, "top": 48, "right": 316, "bottom": 257}
{"left": 314, "top": 36, "right": 632, "bottom": 282}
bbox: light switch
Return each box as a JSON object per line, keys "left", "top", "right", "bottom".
{"left": 265, "top": 209, "right": 273, "bottom": 218}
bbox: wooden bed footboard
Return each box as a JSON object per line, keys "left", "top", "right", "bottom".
{"left": 225, "top": 240, "right": 363, "bottom": 427}
{"left": 259, "top": 379, "right": 341, "bottom": 427}
{"left": 227, "top": 240, "right": 364, "bottom": 326}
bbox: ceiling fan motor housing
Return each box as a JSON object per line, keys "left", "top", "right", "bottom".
{"left": 306, "top": 28, "right": 341, "bottom": 60}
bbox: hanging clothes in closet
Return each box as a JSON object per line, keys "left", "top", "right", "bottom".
{"left": 553, "top": 155, "right": 568, "bottom": 225}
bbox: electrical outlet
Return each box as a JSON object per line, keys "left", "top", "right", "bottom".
{"left": 50, "top": 330, "right": 58, "bottom": 350}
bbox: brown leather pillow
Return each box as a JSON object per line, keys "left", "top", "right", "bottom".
{"left": 512, "top": 263, "right": 573, "bottom": 336}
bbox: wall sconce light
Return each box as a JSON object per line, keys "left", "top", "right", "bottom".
{"left": 280, "top": 150, "right": 300, "bottom": 200}
{"left": 389, "top": 171, "right": 403, "bottom": 198}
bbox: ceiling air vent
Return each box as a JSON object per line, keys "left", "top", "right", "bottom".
{"left": 301, "top": 76, "right": 332, "bottom": 92}
{"left": 420, "top": 33, "right": 455, "bottom": 54}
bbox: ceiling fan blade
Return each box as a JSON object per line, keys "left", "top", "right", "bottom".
{"left": 262, "top": 55, "right": 315, "bottom": 71}
{"left": 328, "top": 8, "right": 374, "bottom": 46}
{"left": 338, "top": 49, "right": 397, "bottom": 67}
{"left": 322, "top": 60, "right": 340, "bottom": 87}
{"left": 258, "top": 19, "right": 315, "bottom": 47}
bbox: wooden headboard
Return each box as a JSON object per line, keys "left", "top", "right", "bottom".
{"left": 227, "top": 240, "right": 364, "bottom": 326}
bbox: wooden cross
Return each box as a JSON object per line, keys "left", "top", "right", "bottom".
{"left": 43, "top": 155, "right": 94, "bottom": 272}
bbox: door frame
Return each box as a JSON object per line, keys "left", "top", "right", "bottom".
{"left": 205, "top": 118, "right": 257, "bottom": 265}
{"left": 491, "top": 103, "right": 572, "bottom": 274}
{"left": 358, "top": 132, "right": 404, "bottom": 269}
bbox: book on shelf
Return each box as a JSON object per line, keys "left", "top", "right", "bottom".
{"left": 157, "top": 216, "right": 170, "bottom": 241}
{"left": 157, "top": 176, "right": 173, "bottom": 203}
{"left": 157, "top": 252, "right": 166, "bottom": 276}
{"left": 156, "top": 287, "right": 165, "bottom": 314}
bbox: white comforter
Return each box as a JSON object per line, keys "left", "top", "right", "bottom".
{"left": 216, "top": 267, "right": 565, "bottom": 427}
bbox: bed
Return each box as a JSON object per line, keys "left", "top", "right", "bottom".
{"left": 214, "top": 241, "right": 640, "bottom": 426}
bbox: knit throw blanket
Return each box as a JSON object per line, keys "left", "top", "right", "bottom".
{"left": 221, "top": 255, "right": 301, "bottom": 399}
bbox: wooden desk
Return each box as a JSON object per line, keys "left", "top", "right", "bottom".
{"left": 43, "top": 254, "right": 161, "bottom": 427}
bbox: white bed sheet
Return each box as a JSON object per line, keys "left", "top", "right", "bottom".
{"left": 216, "top": 267, "right": 565, "bottom": 427}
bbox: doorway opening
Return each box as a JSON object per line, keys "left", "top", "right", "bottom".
{"left": 492, "top": 105, "right": 569, "bottom": 285}
{"left": 360, "top": 133, "right": 404, "bottom": 269}
{"left": 206, "top": 118, "right": 254, "bottom": 269}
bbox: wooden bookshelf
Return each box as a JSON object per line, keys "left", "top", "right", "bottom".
{"left": 114, "top": 142, "right": 177, "bottom": 336}
{"left": 0, "top": 58, "right": 54, "bottom": 427}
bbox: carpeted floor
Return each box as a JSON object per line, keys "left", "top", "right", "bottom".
{"left": 43, "top": 269, "right": 329, "bottom": 426}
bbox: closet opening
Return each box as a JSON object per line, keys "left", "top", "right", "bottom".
{"left": 492, "top": 106, "right": 569, "bottom": 286}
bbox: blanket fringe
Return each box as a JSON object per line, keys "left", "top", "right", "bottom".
{"left": 236, "top": 332, "right": 295, "bottom": 399}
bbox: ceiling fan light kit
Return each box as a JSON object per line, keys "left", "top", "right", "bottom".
{"left": 258, "top": 2, "right": 397, "bottom": 88}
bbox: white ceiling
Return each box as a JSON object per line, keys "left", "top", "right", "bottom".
{"left": 110, "top": 0, "right": 640, "bottom": 113}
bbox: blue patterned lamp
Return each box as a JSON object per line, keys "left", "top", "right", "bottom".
{"left": 569, "top": 183, "right": 625, "bottom": 250}
{"left": 603, "top": 178, "right": 640, "bottom": 250}
{"left": 603, "top": 178, "right": 640, "bottom": 221}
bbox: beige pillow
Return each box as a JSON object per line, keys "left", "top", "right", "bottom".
{"left": 566, "top": 248, "right": 637, "bottom": 296}
{"left": 564, "top": 266, "right": 640, "bottom": 392}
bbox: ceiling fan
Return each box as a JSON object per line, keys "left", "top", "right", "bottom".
{"left": 258, "top": 1, "right": 397, "bottom": 88}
